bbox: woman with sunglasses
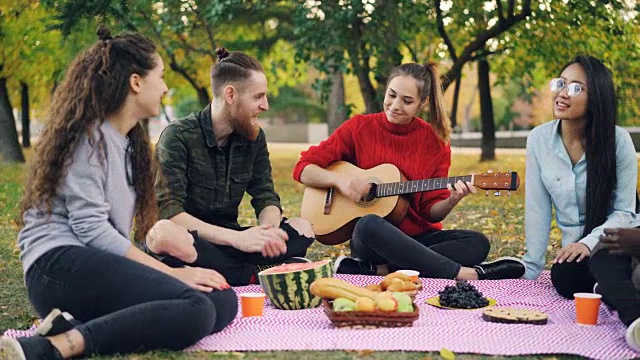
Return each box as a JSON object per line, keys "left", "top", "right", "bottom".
{"left": 522, "top": 55, "right": 639, "bottom": 299}
{"left": 0, "top": 27, "right": 237, "bottom": 359}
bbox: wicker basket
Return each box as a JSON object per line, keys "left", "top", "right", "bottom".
{"left": 322, "top": 299, "right": 419, "bottom": 328}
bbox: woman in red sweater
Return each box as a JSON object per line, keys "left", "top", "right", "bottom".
{"left": 293, "top": 62, "right": 525, "bottom": 280}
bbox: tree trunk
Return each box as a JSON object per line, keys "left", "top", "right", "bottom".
{"left": 345, "top": 20, "right": 378, "bottom": 114}
{"left": 354, "top": 66, "right": 378, "bottom": 114}
{"left": 168, "top": 59, "right": 210, "bottom": 107}
{"left": 450, "top": 73, "right": 462, "bottom": 129}
{"left": 20, "top": 81, "right": 30, "bottom": 148}
{"left": 463, "top": 87, "right": 477, "bottom": 133}
{"left": 372, "top": 0, "right": 402, "bottom": 108}
{"left": 477, "top": 58, "right": 496, "bottom": 162}
{"left": 0, "top": 77, "right": 25, "bottom": 163}
{"left": 197, "top": 87, "right": 210, "bottom": 108}
{"left": 326, "top": 70, "right": 346, "bottom": 135}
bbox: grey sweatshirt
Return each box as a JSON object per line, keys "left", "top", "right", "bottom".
{"left": 18, "top": 121, "right": 136, "bottom": 274}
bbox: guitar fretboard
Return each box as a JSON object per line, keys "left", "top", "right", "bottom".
{"left": 375, "top": 175, "right": 473, "bottom": 197}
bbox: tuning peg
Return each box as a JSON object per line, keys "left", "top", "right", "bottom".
{"left": 487, "top": 170, "right": 493, "bottom": 173}
{"left": 507, "top": 191, "right": 511, "bottom": 197}
{"left": 485, "top": 190, "right": 489, "bottom": 196}
{"left": 494, "top": 191, "right": 501, "bottom": 196}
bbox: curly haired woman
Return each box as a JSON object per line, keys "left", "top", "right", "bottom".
{"left": 0, "top": 27, "right": 237, "bottom": 360}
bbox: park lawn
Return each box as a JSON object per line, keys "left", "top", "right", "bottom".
{"left": 2, "top": 145, "right": 634, "bottom": 359}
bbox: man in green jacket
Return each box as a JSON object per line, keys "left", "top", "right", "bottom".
{"left": 149, "top": 48, "right": 315, "bottom": 286}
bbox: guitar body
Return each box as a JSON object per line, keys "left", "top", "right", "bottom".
{"left": 300, "top": 162, "right": 410, "bottom": 245}
{"left": 300, "top": 162, "right": 519, "bottom": 246}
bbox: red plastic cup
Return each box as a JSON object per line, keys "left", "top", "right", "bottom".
{"left": 574, "top": 292, "right": 601, "bottom": 325}
{"left": 240, "top": 293, "right": 266, "bottom": 317}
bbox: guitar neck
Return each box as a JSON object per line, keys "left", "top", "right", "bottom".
{"left": 375, "top": 175, "right": 474, "bottom": 197}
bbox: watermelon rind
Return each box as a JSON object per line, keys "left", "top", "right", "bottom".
{"left": 258, "top": 259, "right": 332, "bottom": 310}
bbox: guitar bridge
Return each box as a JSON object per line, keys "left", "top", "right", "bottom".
{"left": 323, "top": 187, "right": 334, "bottom": 214}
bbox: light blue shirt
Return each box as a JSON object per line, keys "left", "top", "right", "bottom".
{"left": 523, "top": 120, "right": 639, "bottom": 280}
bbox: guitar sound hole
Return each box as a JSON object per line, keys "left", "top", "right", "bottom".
{"left": 357, "top": 183, "right": 378, "bottom": 207}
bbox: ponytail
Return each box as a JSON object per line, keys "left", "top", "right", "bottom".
{"left": 423, "top": 63, "right": 451, "bottom": 142}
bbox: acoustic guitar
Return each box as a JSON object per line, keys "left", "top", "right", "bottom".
{"left": 300, "top": 161, "right": 520, "bottom": 245}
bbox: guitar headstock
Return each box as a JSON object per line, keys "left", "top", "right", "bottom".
{"left": 471, "top": 171, "right": 520, "bottom": 191}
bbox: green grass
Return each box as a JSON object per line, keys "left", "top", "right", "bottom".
{"left": 2, "top": 146, "right": 636, "bottom": 359}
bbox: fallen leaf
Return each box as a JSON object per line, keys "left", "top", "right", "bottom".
{"left": 357, "top": 349, "right": 374, "bottom": 356}
{"left": 440, "top": 348, "right": 455, "bottom": 360}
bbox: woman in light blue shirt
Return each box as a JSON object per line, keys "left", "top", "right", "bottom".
{"left": 522, "top": 55, "right": 639, "bottom": 299}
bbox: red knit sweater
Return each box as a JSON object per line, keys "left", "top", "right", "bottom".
{"left": 292, "top": 112, "right": 451, "bottom": 236}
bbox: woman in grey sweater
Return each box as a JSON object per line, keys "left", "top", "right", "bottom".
{"left": 0, "top": 27, "right": 237, "bottom": 360}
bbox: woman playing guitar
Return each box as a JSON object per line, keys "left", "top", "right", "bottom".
{"left": 293, "top": 62, "right": 524, "bottom": 280}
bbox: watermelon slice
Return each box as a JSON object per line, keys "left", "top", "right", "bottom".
{"left": 258, "top": 259, "right": 332, "bottom": 310}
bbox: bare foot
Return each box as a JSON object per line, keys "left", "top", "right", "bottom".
{"left": 146, "top": 220, "right": 198, "bottom": 263}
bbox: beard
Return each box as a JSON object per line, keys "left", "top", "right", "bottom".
{"left": 233, "top": 115, "right": 260, "bottom": 141}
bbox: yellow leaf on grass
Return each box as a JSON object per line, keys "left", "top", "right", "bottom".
{"left": 357, "top": 349, "right": 374, "bottom": 356}
{"left": 440, "top": 348, "right": 455, "bottom": 360}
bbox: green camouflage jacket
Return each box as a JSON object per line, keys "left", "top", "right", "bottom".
{"left": 155, "top": 104, "right": 281, "bottom": 229}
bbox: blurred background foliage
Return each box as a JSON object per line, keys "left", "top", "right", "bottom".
{"left": 0, "top": 0, "right": 638, "bottom": 162}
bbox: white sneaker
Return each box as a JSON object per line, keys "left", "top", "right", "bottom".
{"left": 333, "top": 255, "right": 348, "bottom": 275}
{"left": 0, "top": 336, "right": 26, "bottom": 360}
{"left": 626, "top": 316, "right": 640, "bottom": 353}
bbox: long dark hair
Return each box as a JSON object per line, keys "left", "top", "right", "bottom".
{"left": 561, "top": 56, "right": 617, "bottom": 237}
{"left": 210, "top": 46, "right": 264, "bottom": 96}
{"left": 19, "top": 26, "right": 159, "bottom": 241}
{"left": 386, "top": 62, "right": 451, "bottom": 142}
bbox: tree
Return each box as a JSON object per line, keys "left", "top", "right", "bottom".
{"left": 494, "top": 0, "right": 640, "bottom": 125}
{"left": 295, "top": 0, "right": 638, "bottom": 162}
{"left": 42, "top": 0, "right": 303, "bottom": 108}
{"left": 0, "top": 75, "right": 23, "bottom": 163}
{"left": 293, "top": 0, "right": 430, "bottom": 114}
{"left": 0, "top": 0, "right": 73, "bottom": 162}
{"left": 20, "top": 81, "right": 29, "bottom": 147}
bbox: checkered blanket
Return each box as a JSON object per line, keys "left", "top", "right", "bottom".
{"left": 4, "top": 272, "right": 639, "bottom": 359}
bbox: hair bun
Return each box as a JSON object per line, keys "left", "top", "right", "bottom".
{"left": 96, "top": 25, "right": 113, "bottom": 41}
{"left": 216, "top": 46, "right": 230, "bottom": 61}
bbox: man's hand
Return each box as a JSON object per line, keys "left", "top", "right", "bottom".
{"left": 234, "top": 224, "right": 289, "bottom": 258}
{"left": 168, "top": 266, "right": 229, "bottom": 292}
{"left": 335, "top": 176, "right": 372, "bottom": 203}
{"left": 446, "top": 180, "right": 477, "bottom": 207}
{"left": 554, "top": 242, "right": 591, "bottom": 264}
{"left": 600, "top": 228, "right": 640, "bottom": 257}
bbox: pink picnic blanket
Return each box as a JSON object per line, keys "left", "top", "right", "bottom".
{"left": 4, "top": 273, "right": 639, "bottom": 359}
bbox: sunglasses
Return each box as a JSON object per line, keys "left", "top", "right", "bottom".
{"left": 550, "top": 78, "right": 586, "bottom": 97}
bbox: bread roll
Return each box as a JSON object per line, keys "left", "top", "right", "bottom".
{"left": 310, "top": 278, "right": 378, "bottom": 301}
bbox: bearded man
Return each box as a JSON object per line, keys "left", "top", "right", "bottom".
{"left": 150, "top": 47, "right": 315, "bottom": 286}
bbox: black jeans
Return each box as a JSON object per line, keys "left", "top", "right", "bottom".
{"left": 26, "top": 246, "right": 237, "bottom": 357}
{"left": 350, "top": 214, "right": 490, "bottom": 279}
{"left": 590, "top": 248, "right": 640, "bottom": 326}
{"left": 157, "top": 219, "right": 315, "bottom": 286}
{"left": 550, "top": 260, "right": 596, "bottom": 299}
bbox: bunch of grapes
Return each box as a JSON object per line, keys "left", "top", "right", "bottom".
{"left": 438, "top": 280, "right": 489, "bottom": 309}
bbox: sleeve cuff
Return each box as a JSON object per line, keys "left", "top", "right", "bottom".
{"left": 292, "top": 161, "right": 312, "bottom": 183}
{"left": 579, "top": 235, "right": 600, "bottom": 252}
{"left": 159, "top": 202, "right": 185, "bottom": 220}
{"left": 255, "top": 201, "right": 282, "bottom": 218}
